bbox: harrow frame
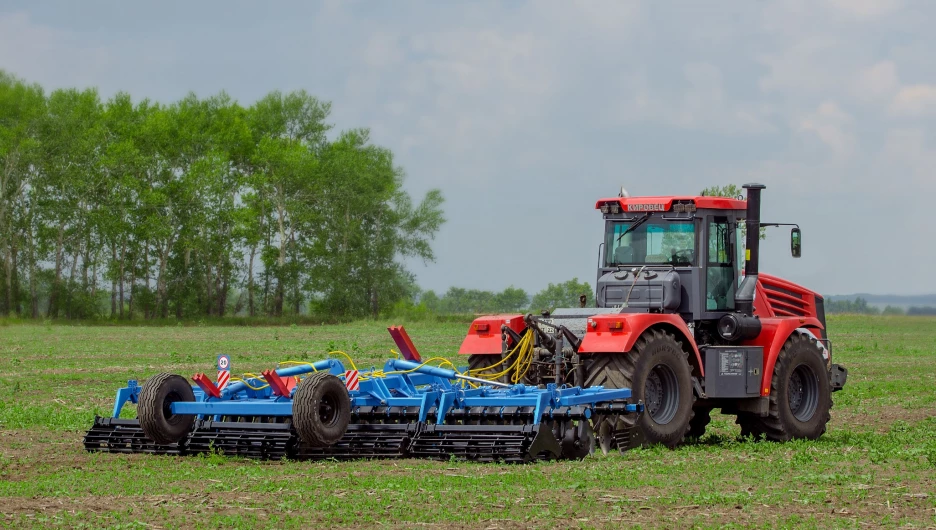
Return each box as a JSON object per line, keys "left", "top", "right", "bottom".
{"left": 86, "top": 328, "right": 643, "bottom": 463}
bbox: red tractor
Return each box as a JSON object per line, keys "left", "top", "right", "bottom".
{"left": 459, "top": 183, "right": 848, "bottom": 452}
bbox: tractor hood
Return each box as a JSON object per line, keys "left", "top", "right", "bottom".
{"left": 596, "top": 268, "right": 681, "bottom": 311}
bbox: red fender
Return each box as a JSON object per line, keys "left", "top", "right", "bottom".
{"left": 741, "top": 317, "right": 824, "bottom": 396}
{"left": 579, "top": 313, "right": 704, "bottom": 377}
{"left": 458, "top": 314, "right": 525, "bottom": 355}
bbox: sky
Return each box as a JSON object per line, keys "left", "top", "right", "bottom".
{"left": 1, "top": 0, "right": 933, "bottom": 296}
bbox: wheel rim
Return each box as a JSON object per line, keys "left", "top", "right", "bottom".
{"left": 788, "top": 363, "right": 819, "bottom": 422}
{"left": 644, "top": 363, "right": 679, "bottom": 424}
{"left": 319, "top": 394, "right": 338, "bottom": 426}
{"left": 162, "top": 390, "right": 181, "bottom": 420}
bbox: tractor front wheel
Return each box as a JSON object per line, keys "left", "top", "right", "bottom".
{"left": 293, "top": 372, "right": 351, "bottom": 447}
{"left": 138, "top": 373, "right": 196, "bottom": 445}
{"left": 584, "top": 329, "right": 694, "bottom": 450}
{"left": 755, "top": 333, "right": 832, "bottom": 441}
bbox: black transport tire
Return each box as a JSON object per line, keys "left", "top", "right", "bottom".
{"left": 686, "top": 407, "right": 712, "bottom": 440}
{"left": 468, "top": 354, "right": 513, "bottom": 384}
{"left": 735, "top": 412, "right": 765, "bottom": 440}
{"left": 584, "top": 329, "right": 694, "bottom": 449}
{"left": 748, "top": 333, "right": 832, "bottom": 441}
{"left": 293, "top": 372, "right": 351, "bottom": 447}
{"left": 138, "top": 373, "right": 196, "bottom": 445}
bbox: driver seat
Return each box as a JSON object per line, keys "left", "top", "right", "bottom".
{"left": 613, "top": 246, "right": 633, "bottom": 264}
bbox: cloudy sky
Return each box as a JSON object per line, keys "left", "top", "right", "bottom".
{"left": 1, "top": 0, "right": 933, "bottom": 296}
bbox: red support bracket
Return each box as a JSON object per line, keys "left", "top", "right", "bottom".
{"left": 387, "top": 325, "right": 422, "bottom": 362}
{"left": 192, "top": 373, "right": 221, "bottom": 399}
{"left": 262, "top": 369, "right": 291, "bottom": 397}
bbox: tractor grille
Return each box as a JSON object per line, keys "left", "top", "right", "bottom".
{"left": 761, "top": 281, "right": 810, "bottom": 317}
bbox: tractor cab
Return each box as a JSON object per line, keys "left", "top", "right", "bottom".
{"left": 594, "top": 194, "right": 752, "bottom": 322}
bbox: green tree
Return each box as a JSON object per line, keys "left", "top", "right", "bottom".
{"left": 38, "top": 87, "right": 105, "bottom": 318}
{"left": 249, "top": 90, "right": 330, "bottom": 316}
{"left": 0, "top": 71, "right": 449, "bottom": 321}
{"left": 419, "top": 289, "right": 440, "bottom": 312}
{"left": 309, "top": 129, "right": 444, "bottom": 318}
{"left": 495, "top": 286, "right": 529, "bottom": 312}
{"left": 0, "top": 71, "right": 44, "bottom": 316}
{"left": 531, "top": 278, "right": 592, "bottom": 313}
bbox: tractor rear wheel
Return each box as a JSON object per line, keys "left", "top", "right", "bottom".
{"left": 468, "top": 354, "right": 513, "bottom": 384}
{"left": 584, "top": 329, "right": 694, "bottom": 450}
{"left": 138, "top": 373, "right": 196, "bottom": 445}
{"left": 745, "top": 333, "right": 832, "bottom": 441}
{"left": 686, "top": 407, "right": 712, "bottom": 440}
{"left": 293, "top": 372, "right": 351, "bottom": 447}
{"left": 736, "top": 413, "right": 765, "bottom": 440}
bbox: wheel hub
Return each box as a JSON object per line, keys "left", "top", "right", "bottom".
{"left": 644, "top": 364, "right": 679, "bottom": 425}
{"left": 319, "top": 396, "right": 338, "bottom": 426}
{"left": 788, "top": 363, "right": 819, "bottom": 422}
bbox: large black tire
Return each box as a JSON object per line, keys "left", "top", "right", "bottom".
{"left": 735, "top": 412, "right": 765, "bottom": 440}
{"left": 293, "top": 372, "right": 351, "bottom": 447}
{"left": 686, "top": 407, "right": 712, "bottom": 440}
{"left": 468, "top": 354, "right": 513, "bottom": 384}
{"left": 138, "top": 373, "right": 196, "bottom": 445}
{"left": 744, "top": 333, "right": 832, "bottom": 441}
{"left": 584, "top": 329, "right": 694, "bottom": 449}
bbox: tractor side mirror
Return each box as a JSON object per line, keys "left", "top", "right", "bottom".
{"left": 791, "top": 227, "right": 802, "bottom": 258}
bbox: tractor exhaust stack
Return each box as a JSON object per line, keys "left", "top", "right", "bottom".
{"left": 735, "top": 183, "right": 765, "bottom": 317}
{"left": 718, "top": 183, "right": 766, "bottom": 342}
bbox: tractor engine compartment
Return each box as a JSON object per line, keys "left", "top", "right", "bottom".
{"left": 596, "top": 267, "right": 682, "bottom": 310}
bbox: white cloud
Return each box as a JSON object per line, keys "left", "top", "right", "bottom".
{"left": 609, "top": 63, "right": 775, "bottom": 134}
{"left": 879, "top": 128, "right": 936, "bottom": 192}
{"left": 889, "top": 84, "right": 936, "bottom": 116}
{"left": 797, "top": 101, "right": 854, "bottom": 157}
{"left": 826, "top": 0, "right": 902, "bottom": 18}
{"left": 757, "top": 37, "right": 846, "bottom": 96}
{"left": 853, "top": 61, "right": 899, "bottom": 102}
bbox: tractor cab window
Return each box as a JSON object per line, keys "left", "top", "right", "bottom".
{"left": 706, "top": 217, "right": 735, "bottom": 311}
{"left": 605, "top": 219, "right": 696, "bottom": 267}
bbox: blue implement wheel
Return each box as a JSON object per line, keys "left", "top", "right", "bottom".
{"left": 293, "top": 372, "right": 351, "bottom": 447}
{"left": 138, "top": 373, "right": 196, "bottom": 445}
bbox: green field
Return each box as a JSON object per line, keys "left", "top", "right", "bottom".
{"left": 1, "top": 315, "right": 934, "bottom": 529}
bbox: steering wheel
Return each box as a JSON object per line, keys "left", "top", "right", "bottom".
{"left": 671, "top": 249, "right": 693, "bottom": 266}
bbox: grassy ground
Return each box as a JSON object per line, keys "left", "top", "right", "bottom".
{"left": 0, "top": 315, "right": 934, "bottom": 529}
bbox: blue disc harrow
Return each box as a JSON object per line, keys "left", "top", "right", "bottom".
{"left": 85, "top": 333, "right": 642, "bottom": 463}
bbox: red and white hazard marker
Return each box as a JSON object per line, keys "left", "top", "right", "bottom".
{"left": 217, "top": 354, "right": 231, "bottom": 390}
{"left": 344, "top": 370, "right": 360, "bottom": 391}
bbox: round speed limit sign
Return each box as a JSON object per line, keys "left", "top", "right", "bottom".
{"left": 217, "top": 354, "right": 230, "bottom": 371}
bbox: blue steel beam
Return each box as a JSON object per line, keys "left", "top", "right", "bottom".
{"left": 219, "top": 359, "right": 344, "bottom": 398}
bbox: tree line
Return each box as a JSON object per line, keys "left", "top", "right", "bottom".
{"left": 824, "top": 296, "right": 936, "bottom": 316}
{"left": 0, "top": 70, "right": 444, "bottom": 320}
{"left": 409, "top": 278, "right": 593, "bottom": 316}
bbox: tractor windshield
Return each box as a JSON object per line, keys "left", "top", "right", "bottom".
{"left": 605, "top": 218, "right": 696, "bottom": 267}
